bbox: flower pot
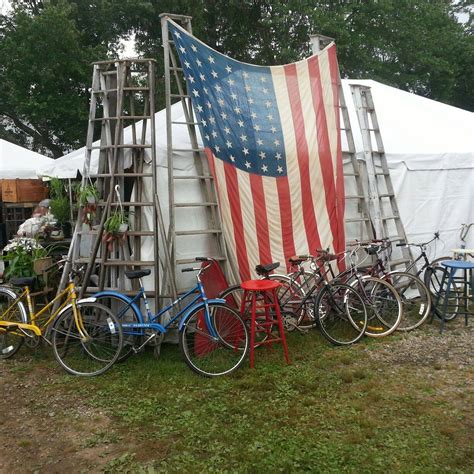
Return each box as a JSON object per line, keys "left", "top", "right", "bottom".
{"left": 118, "top": 223, "right": 129, "bottom": 233}
{"left": 61, "top": 222, "right": 72, "bottom": 239}
{"left": 86, "top": 196, "right": 97, "bottom": 204}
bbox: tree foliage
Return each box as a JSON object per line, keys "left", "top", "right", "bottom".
{"left": 0, "top": 0, "right": 472, "bottom": 157}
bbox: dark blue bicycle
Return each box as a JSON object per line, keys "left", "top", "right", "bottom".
{"left": 92, "top": 258, "right": 249, "bottom": 377}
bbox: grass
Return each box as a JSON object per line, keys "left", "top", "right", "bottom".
{"left": 4, "top": 326, "right": 473, "bottom": 472}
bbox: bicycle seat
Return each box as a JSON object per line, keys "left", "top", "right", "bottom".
{"left": 289, "top": 256, "right": 308, "bottom": 265}
{"left": 10, "top": 277, "right": 36, "bottom": 288}
{"left": 316, "top": 251, "right": 338, "bottom": 262}
{"left": 255, "top": 262, "right": 280, "bottom": 276}
{"left": 125, "top": 269, "right": 151, "bottom": 280}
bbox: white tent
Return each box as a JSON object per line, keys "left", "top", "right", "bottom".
{"left": 0, "top": 139, "right": 53, "bottom": 179}
{"left": 39, "top": 80, "right": 474, "bottom": 262}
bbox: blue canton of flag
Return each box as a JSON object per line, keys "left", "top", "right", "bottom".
{"left": 169, "top": 22, "right": 286, "bottom": 177}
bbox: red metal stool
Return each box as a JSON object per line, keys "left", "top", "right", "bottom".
{"left": 240, "top": 280, "right": 291, "bottom": 368}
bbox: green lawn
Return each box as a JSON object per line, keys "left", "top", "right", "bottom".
{"left": 1, "top": 324, "right": 473, "bottom": 472}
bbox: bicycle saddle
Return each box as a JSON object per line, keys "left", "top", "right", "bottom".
{"left": 125, "top": 269, "right": 151, "bottom": 280}
{"left": 289, "top": 255, "right": 309, "bottom": 265}
{"left": 255, "top": 262, "right": 280, "bottom": 276}
{"left": 10, "top": 277, "right": 36, "bottom": 288}
{"left": 315, "top": 250, "right": 338, "bottom": 262}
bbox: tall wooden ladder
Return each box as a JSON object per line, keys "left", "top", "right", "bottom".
{"left": 160, "top": 13, "right": 234, "bottom": 291}
{"left": 350, "top": 84, "right": 412, "bottom": 268}
{"left": 310, "top": 36, "right": 374, "bottom": 245}
{"left": 58, "top": 59, "right": 175, "bottom": 303}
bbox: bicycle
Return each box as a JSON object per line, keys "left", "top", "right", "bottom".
{"left": 0, "top": 261, "right": 123, "bottom": 376}
{"left": 350, "top": 240, "right": 432, "bottom": 331}
{"left": 221, "top": 257, "right": 369, "bottom": 346}
{"left": 92, "top": 257, "right": 249, "bottom": 377}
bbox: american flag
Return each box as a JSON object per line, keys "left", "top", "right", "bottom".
{"left": 169, "top": 20, "right": 345, "bottom": 281}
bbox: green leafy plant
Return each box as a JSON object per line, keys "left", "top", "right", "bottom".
{"left": 1, "top": 237, "right": 48, "bottom": 280}
{"left": 78, "top": 183, "right": 99, "bottom": 206}
{"left": 49, "top": 195, "right": 70, "bottom": 226}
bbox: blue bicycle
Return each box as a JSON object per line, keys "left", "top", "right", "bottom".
{"left": 92, "top": 258, "right": 249, "bottom": 377}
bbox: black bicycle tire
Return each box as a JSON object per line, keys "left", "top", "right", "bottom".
{"left": 179, "top": 303, "right": 249, "bottom": 377}
{"left": 315, "top": 283, "right": 367, "bottom": 345}
{"left": 351, "top": 276, "right": 403, "bottom": 338}
{"left": 384, "top": 271, "right": 431, "bottom": 331}
{"left": 51, "top": 302, "right": 123, "bottom": 376}
{"left": 0, "top": 287, "right": 28, "bottom": 359}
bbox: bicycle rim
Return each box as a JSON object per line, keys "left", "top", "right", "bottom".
{"left": 51, "top": 302, "right": 123, "bottom": 376}
{"left": 179, "top": 304, "right": 248, "bottom": 377}
{"left": 316, "top": 283, "right": 367, "bottom": 345}
{"left": 355, "top": 277, "right": 402, "bottom": 337}
{"left": 386, "top": 272, "right": 431, "bottom": 331}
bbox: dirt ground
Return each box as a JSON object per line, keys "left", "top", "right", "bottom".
{"left": 0, "top": 319, "right": 472, "bottom": 473}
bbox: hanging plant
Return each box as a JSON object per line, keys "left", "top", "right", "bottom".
{"left": 78, "top": 181, "right": 100, "bottom": 228}
{"left": 102, "top": 185, "right": 129, "bottom": 252}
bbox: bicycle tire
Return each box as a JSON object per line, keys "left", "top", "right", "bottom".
{"left": 51, "top": 302, "right": 123, "bottom": 376}
{"left": 179, "top": 303, "right": 249, "bottom": 377}
{"left": 384, "top": 271, "right": 431, "bottom": 331}
{"left": 424, "top": 262, "right": 459, "bottom": 321}
{"left": 93, "top": 293, "right": 143, "bottom": 362}
{"left": 0, "top": 287, "right": 28, "bottom": 359}
{"left": 351, "top": 276, "right": 402, "bottom": 338}
{"left": 315, "top": 283, "right": 367, "bottom": 345}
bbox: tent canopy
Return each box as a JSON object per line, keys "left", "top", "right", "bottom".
{"left": 0, "top": 139, "right": 53, "bottom": 179}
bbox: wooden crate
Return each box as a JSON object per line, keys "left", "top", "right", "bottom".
{"left": 1, "top": 179, "right": 48, "bottom": 203}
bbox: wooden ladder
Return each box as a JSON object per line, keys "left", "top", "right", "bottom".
{"left": 350, "top": 84, "right": 412, "bottom": 269}
{"left": 160, "top": 13, "right": 233, "bottom": 290}
{"left": 58, "top": 59, "right": 176, "bottom": 303}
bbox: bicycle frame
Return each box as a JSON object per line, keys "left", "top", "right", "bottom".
{"left": 110, "top": 279, "right": 221, "bottom": 339}
{"left": 0, "top": 282, "right": 84, "bottom": 339}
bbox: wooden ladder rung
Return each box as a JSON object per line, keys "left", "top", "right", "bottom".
{"left": 174, "top": 175, "right": 214, "bottom": 180}
{"left": 174, "top": 202, "right": 218, "bottom": 208}
{"left": 175, "top": 229, "right": 223, "bottom": 236}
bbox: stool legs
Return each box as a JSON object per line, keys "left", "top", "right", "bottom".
{"left": 242, "top": 288, "right": 290, "bottom": 368}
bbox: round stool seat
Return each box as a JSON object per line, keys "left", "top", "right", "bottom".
{"left": 441, "top": 260, "right": 474, "bottom": 270}
{"left": 240, "top": 279, "right": 281, "bottom": 291}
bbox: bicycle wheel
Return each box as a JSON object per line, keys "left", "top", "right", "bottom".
{"left": 93, "top": 293, "right": 142, "bottom": 362}
{"left": 0, "top": 287, "right": 27, "bottom": 359}
{"left": 179, "top": 303, "right": 249, "bottom": 377}
{"left": 352, "top": 276, "right": 402, "bottom": 337}
{"left": 51, "top": 302, "right": 123, "bottom": 376}
{"left": 424, "top": 263, "right": 459, "bottom": 320}
{"left": 385, "top": 272, "right": 431, "bottom": 331}
{"left": 315, "top": 283, "right": 367, "bottom": 345}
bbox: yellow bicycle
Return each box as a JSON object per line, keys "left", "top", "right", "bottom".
{"left": 0, "top": 261, "right": 123, "bottom": 376}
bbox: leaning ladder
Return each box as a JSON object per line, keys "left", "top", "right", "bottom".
{"left": 160, "top": 13, "right": 233, "bottom": 290}
{"left": 58, "top": 59, "right": 176, "bottom": 303}
{"left": 350, "top": 84, "right": 412, "bottom": 269}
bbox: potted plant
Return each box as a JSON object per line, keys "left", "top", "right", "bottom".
{"left": 49, "top": 195, "right": 72, "bottom": 238}
{"left": 78, "top": 182, "right": 99, "bottom": 228}
{"left": 103, "top": 211, "right": 129, "bottom": 252}
{"left": 1, "top": 237, "right": 48, "bottom": 282}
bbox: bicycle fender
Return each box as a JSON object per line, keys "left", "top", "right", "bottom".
{"left": 93, "top": 290, "right": 144, "bottom": 323}
{"left": 178, "top": 298, "right": 227, "bottom": 331}
{"left": 55, "top": 299, "right": 102, "bottom": 319}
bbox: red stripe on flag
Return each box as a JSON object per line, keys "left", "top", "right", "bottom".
{"left": 276, "top": 176, "right": 297, "bottom": 272}
{"left": 223, "top": 161, "right": 251, "bottom": 281}
{"left": 327, "top": 46, "right": 346, "bottom": 271}
{"left": 249, "top": 174, "right": 272, "bottom": 266}
{"left": 284, "top": 63, "right": 322, "bottom": 255}
{"left": 307, "top": 55, "right": 340, "bottom": 254}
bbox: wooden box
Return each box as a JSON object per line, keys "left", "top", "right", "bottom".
{"left": 1, "top": 179, "right": 48, "bottom": 203}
